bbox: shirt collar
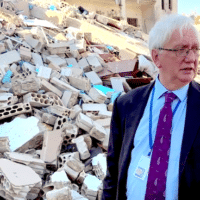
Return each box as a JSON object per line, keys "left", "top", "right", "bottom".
{"left": 154, "top": 76, "right": 189, "bottom": 102}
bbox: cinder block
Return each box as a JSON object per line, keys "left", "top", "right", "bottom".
{"left": 0, "top": 103, "right": 32, "bottom": 120}
{"left": 66, "top": 58, "right": 79, "bottom": 68}
{"left": 23, "top": 92, "right": 52, "bottom": 107}
{"left": 50, "top": 70, "right": 61, "bottom": 79}
{"left": 37, "top": 66, "right": 52, "bottom": 80}
{"left": 62, "top": 90, "right": 79, "bottom": 109}
{"left": 46, "top": 105, "right": 71, "bottom": 117}
{"left": 54, "top": 116, "right": 70, "bottom": 130}
{"left": 85, "top": 71, "right": 102, "bottom": 85}
{"left": 50, "top": 77, "right": 80, "bottom": 93}
{"left": 89, "top": 122, "right": 107, "bottom": 142}
{"left": 40, "top": 130, "right": 63, "bottom": 163}
{"left": 72, "top": 136, "right": 90, "bottom": 160}
{"left": 110, "top": 77, "right": 125, "bottom": 92}
{"left": 0, "top": 93, "right": 13, "bottom": 101}
{"left": 78, "top": 58, "right": 90, "bottom": 72}
{"left": 48, "top": 62, "right": 61, "bottom": 72}
{"left": 88, "top": 88, "right": 107, "bottom": 104}
{"left": 82, "top": 103, "right": 107, "bottom": 114}
{"left": 69, "top": 105, "right": 82, "bottom": 119}
{"left": 0, "top": 43, "right": 6, "bottom": 53}
{"left": 40, "top": 79, "right": 62, "bottom": 97}
{"left": 42, "top": 113, "right": 57, "bottom": 126}
{"left": 76, "top": 113, "right": 94, "bottom": 132}
{"left": 23, "top": 62, "right": 36, "bottom": 73}
{"left": 20, "top": 46, "right": 32, "bottom": 62}
{"left": 68, "top": 76, "right": 91, "bottom": 92}
{"left": 86, "top": 56, "right": 103, "bottom": 72}
{"left": 0, "top": 50, "right": 21, "bottom": 65}
{"left": 32, "top": 52, "right": 44, "bottom": 67}
{"left": 0, "top": 137, "right": 10, "bottom": 153}
{"left": 95, "top": 118, "right": 111, "bottom": 128}
{"left": 46, "top": 186, "right": 72, "bottom": 200}
{"left": 4, "top": 39, "right": 13, "bottom": 50}
{"left": 47, "top": 43, "right": 70, "bottom": 54}
{"left": 63, "top": 124, "right": 78, "bottom": 144}
{"left": 24, "top": 34, "right": 42, "bottom": 51}
{"left": 46, "top": 55, "right": 67, "bottom": 67}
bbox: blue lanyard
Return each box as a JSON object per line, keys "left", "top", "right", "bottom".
{"left": 148, "top": 87, "right": 181, "bottom": 156}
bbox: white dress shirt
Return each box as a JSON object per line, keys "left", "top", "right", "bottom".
{"left": 126, "top": 77, "right": 189, "bottom": 200}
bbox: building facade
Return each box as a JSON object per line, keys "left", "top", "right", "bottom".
{"left": 65, "top": 0, "right": 177, "bottom": 33}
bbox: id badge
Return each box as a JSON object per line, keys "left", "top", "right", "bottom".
{"left": 134, "top": 155, "right": 151, "bottom": 180}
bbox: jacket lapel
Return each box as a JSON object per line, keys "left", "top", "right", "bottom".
{"left": 179, "top": 81, "right": 200, "bottom": 179}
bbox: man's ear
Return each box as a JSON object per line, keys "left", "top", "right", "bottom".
{"left": 151, "top": 49, "right": 161, "bottom": 68}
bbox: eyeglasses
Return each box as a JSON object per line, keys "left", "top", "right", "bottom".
{"left": 158, "top": 48, "right": 200, "bottom": 57}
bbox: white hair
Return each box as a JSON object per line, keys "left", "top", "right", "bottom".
{"left": 148, "top": 14, "right": 200, "bottom": 52}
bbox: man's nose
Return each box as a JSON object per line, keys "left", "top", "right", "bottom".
{"left": 185, "top": 49, "right": 197, "bottom": 61}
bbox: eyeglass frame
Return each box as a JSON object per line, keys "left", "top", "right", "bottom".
{"left": 158, "top": 47, "right": 200, "bottom": 57}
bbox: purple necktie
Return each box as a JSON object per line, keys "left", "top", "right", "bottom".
{"left": 145, "top": 92, "right": 177, "bottom": 200}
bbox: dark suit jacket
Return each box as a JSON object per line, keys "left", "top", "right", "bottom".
{"left": 102, "top": 80, "right": 200, "bottom": 200}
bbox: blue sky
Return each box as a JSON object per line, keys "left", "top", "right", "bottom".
{"left": 178, "top": 0, "right": 200, "bottom": 15}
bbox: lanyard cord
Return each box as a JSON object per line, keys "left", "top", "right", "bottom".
{"left": 148, "top": 87, "right": 181, "bottom": 156}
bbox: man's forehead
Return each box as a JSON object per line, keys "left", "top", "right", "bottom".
{"left": 166, "top": 28, "right": 199, "bottom": 47}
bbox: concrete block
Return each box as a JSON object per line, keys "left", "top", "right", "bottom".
{"left": 32, "top": 52, "right": 44, "bottom": 67}
{"left": 62, "top": 90, "right": 79, "bottom": 109}
{"left": 85, "top": 71, "right": 102, "bottom": 85}
{"left": 0, "top": 159, "right": 41, "bottom": 199}
{"left": 63, "top": 124, "right": 79, "bottom": 144}
{"left": 0, "top": 50, "right": 21, "bottom": 65}
{"left": 0, "top": 137, "right": 10, "bottom": 153}
{"left": 50, "top": 70, "right": 61, "bottom": 79}
{"left": 86, "top": 56, "right": 103, "bottom": 72}
{"left": 71, "top": 190, "right": 88, "bottom": 200}
{"left": 46, "top": 187, "right": 72, "bottom": 200}
{"left": 68, "top": 76, "right": 91, "bottom": 91}
{"left": 72, "top": 136, "right": 90, "bottom": 160}
{"left": 23, "top": 62, "right": 36, "bottom": 73}
{"left": 95, "top": 118, "right": 111, "bottom": 128}
{"left": 24, "top": 34, "right": 42, "bottom": 51}
{"left": 66, "top": 57, "right": 79, "bottom": 68}
{"left": 82, "top": 103, "right": 107, "bottom": 114}
{"left": 48, "top": 62, "right": 61, "bottom": 72}
{"left": 54, "top": 116, "right": 70, "bottom": 130}
{"left": 89, "top": 122, "right": 107, "bottom": 142}
{"left": 40, "top": 130, "right": 63, "bottom": 163}
{"left": 50, "top": 77, "right": 80, "bottom": 93}
{"left": 76, "top": 113, "right": 94, "bottom": 132}
{"left": 79, "top": 93, "right": 94, "bottom": 103}
{"left": 4, "top": 39, "right": 13, "bottom": 50}
{"left": 46, "top": 55, "right": 67, "bottom": 67}
{"left": 0, "top": 103, "right": 32, "bottom": 120}
{"left": 0, "top": 43, "right": 6, "bottom": 53}
{"left": 98, "top": 110, "right": 112, "bottom": 118}
{"left": 110, "top": 77, "right": 125, "bottom": 92}
{"left": 12, "top": 76, "right": 41, "bottom": 96}
{"left": 42, "top": 113, "right": 57, "bottom": 126}
{"left": 20, "top": 46, "right": 32, "bottom": 62}
{"left": 23, "top": 92, "right": 52, "bottom": 107}
{"left": 102, "top": 128, "right": 110, "bottom": 151}
{"left": 78, "top": 58, "right": 90, "bottom": 72}
{"left": 0, "top": 93, "right": 13, "bottom": 101}
{"left": 46, "top": 105, "right": 71, "bottom": 117}
{"left": 46, "top": 92, "right": 64, "bottom": 106}
{"left": 69, "top": 105, "right": 82, "bottom": 119}
{"left": 37, "top": 66, "right": 52, "bottom": 80}
{"left": 40, "top": 79, "right": 62, "bottom": 97}
{"left": 88, "top": 88, "right": 107, "bottom": 103}
{"left": 47, "top": 43, "right": 70, "bottom": 54}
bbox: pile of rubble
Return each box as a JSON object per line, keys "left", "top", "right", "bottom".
{"left": 0, "top": 0, "right": 159, "bottom": 200}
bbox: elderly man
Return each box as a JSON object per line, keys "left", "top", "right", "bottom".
{"left": 102, "top": 14, "right": 200, "bottom": 200}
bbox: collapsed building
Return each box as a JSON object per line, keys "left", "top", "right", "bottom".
{"left": 1, "top": 0, "right": 199, "bottom": 200}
